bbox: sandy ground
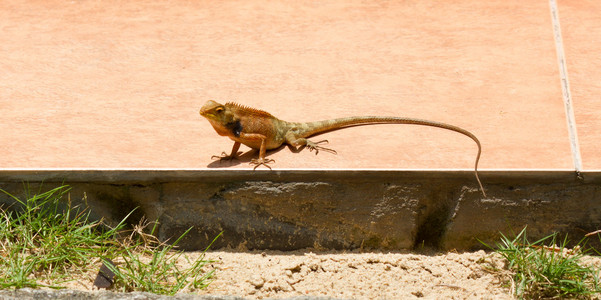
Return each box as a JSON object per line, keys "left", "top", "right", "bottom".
{"left": 61, "top": 249, "right": 513, "bottom": 299}
{"left": 192, "top": 250, "right": 512, "bottom": 299}
{"left": 47, "top": 248, "right": 601, "bottom": 299}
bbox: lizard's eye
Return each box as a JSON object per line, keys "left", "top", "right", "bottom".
{"left": 215, "top": 107, "right": 224, "bottom": 113}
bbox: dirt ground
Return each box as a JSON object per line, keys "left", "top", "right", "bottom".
{"left": 40, "top": 248, "right": 601, "bottom": 299}
{"left": 62, "top": 251, "right": 512, "bottom": 299}
{"left": 63, "top": 250, "right": 514, "bottom": 299}
{"left": 193, "top": 250, "right": 512, "bottom": 299}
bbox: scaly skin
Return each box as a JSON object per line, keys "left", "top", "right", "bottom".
{"left": 199, "top": 100, "right": 486, "bottom": 196}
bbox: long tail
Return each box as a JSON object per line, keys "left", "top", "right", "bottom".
{"left": 294, "top": 116, "right": 486, "bottom": 197}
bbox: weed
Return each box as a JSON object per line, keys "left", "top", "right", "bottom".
{"left": 0, "top": 185, "right": 218, "bottom": 295}
{"left": 485, "top": 227, "right": 601, "bottom": 299}
{"left": 106, "top": 219, "right": 220, "bottom": 295}
{"left": 0, "top": 185, "right": 128, "bottom": 289}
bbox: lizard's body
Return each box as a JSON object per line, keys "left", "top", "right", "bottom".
{"left": 199, "top": 100, "right": 486, "bottom": 196}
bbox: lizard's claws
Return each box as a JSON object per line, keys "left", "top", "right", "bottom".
{"left": 211, "top": 151, "right": 242, "bottom": 162}
{"left": 306, "top": 140, "right": 337, "bottom": 155}
{"left": 250, "top": 158, "right": 275, "bottom": 170}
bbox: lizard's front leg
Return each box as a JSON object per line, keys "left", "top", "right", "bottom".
{"left": 239, "top": 133, "right": 275, "bottom": 170}
{"left": 212, "top": 141, "right": 242, "bottom": 161}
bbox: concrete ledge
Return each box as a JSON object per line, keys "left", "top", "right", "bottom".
{"left": 0, "top": 170, "right": 599, "bottom": 251}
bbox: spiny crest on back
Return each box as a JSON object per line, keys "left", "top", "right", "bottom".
{"left": 225, "top": 102, "right": 274, "bottom": 118}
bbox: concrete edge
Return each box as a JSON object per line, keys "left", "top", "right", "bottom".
{"left": 1, "top": 169, "right": 600, "bottom": 251}
{"left": 0, "top": 168, "right": 598, "bottom": 183}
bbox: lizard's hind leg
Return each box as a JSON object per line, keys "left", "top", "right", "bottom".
{"left": 286, "top": 131, "right": 337, "bottom": 155}
{"left": 304, "top": 139, "right": 338, "bottom": 155}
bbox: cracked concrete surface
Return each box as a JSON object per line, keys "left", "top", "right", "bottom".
{"left": 1, "top": 170, "right": 600, "bottom": 251}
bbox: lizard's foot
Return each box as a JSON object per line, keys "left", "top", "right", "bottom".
{"left": 249, "top": 158, "right": 275, "bottom": 170}
{"left": 306, "top": 140, "right": 337, "bottom": 155}
{"left": 211, "top": 151, "right": 242, "bottom": 162}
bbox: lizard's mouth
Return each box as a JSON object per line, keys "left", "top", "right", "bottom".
{"left": 199, "top": 110, "right": 217, "bottom": 121}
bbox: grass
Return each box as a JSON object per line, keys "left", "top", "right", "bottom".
{"left": 484, "top": 227, "right": 601, "bottom": 299}
{"left": 0, "top": 184, "right": 218, "bottom": 295}
{"left": 106, "top": 221, "right": 219, "bottom": 295}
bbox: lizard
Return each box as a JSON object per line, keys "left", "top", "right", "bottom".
{"left": 199, "top": 100, "right": 486, "bottom": 197}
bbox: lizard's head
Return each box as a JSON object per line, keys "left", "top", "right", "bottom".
{"left": 199, "top": 100, "right": 235, "bottom": 132}
{"left": 200, "top": 100, "right": 227, "bottom": 120}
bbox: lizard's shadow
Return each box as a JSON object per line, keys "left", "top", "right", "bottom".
{"left": 205, "top": 147, "right": 285, "bottom": 168}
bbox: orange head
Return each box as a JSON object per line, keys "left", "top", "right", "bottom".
{"left": 199, "top": 100, "right": 236, "bottom": 136}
